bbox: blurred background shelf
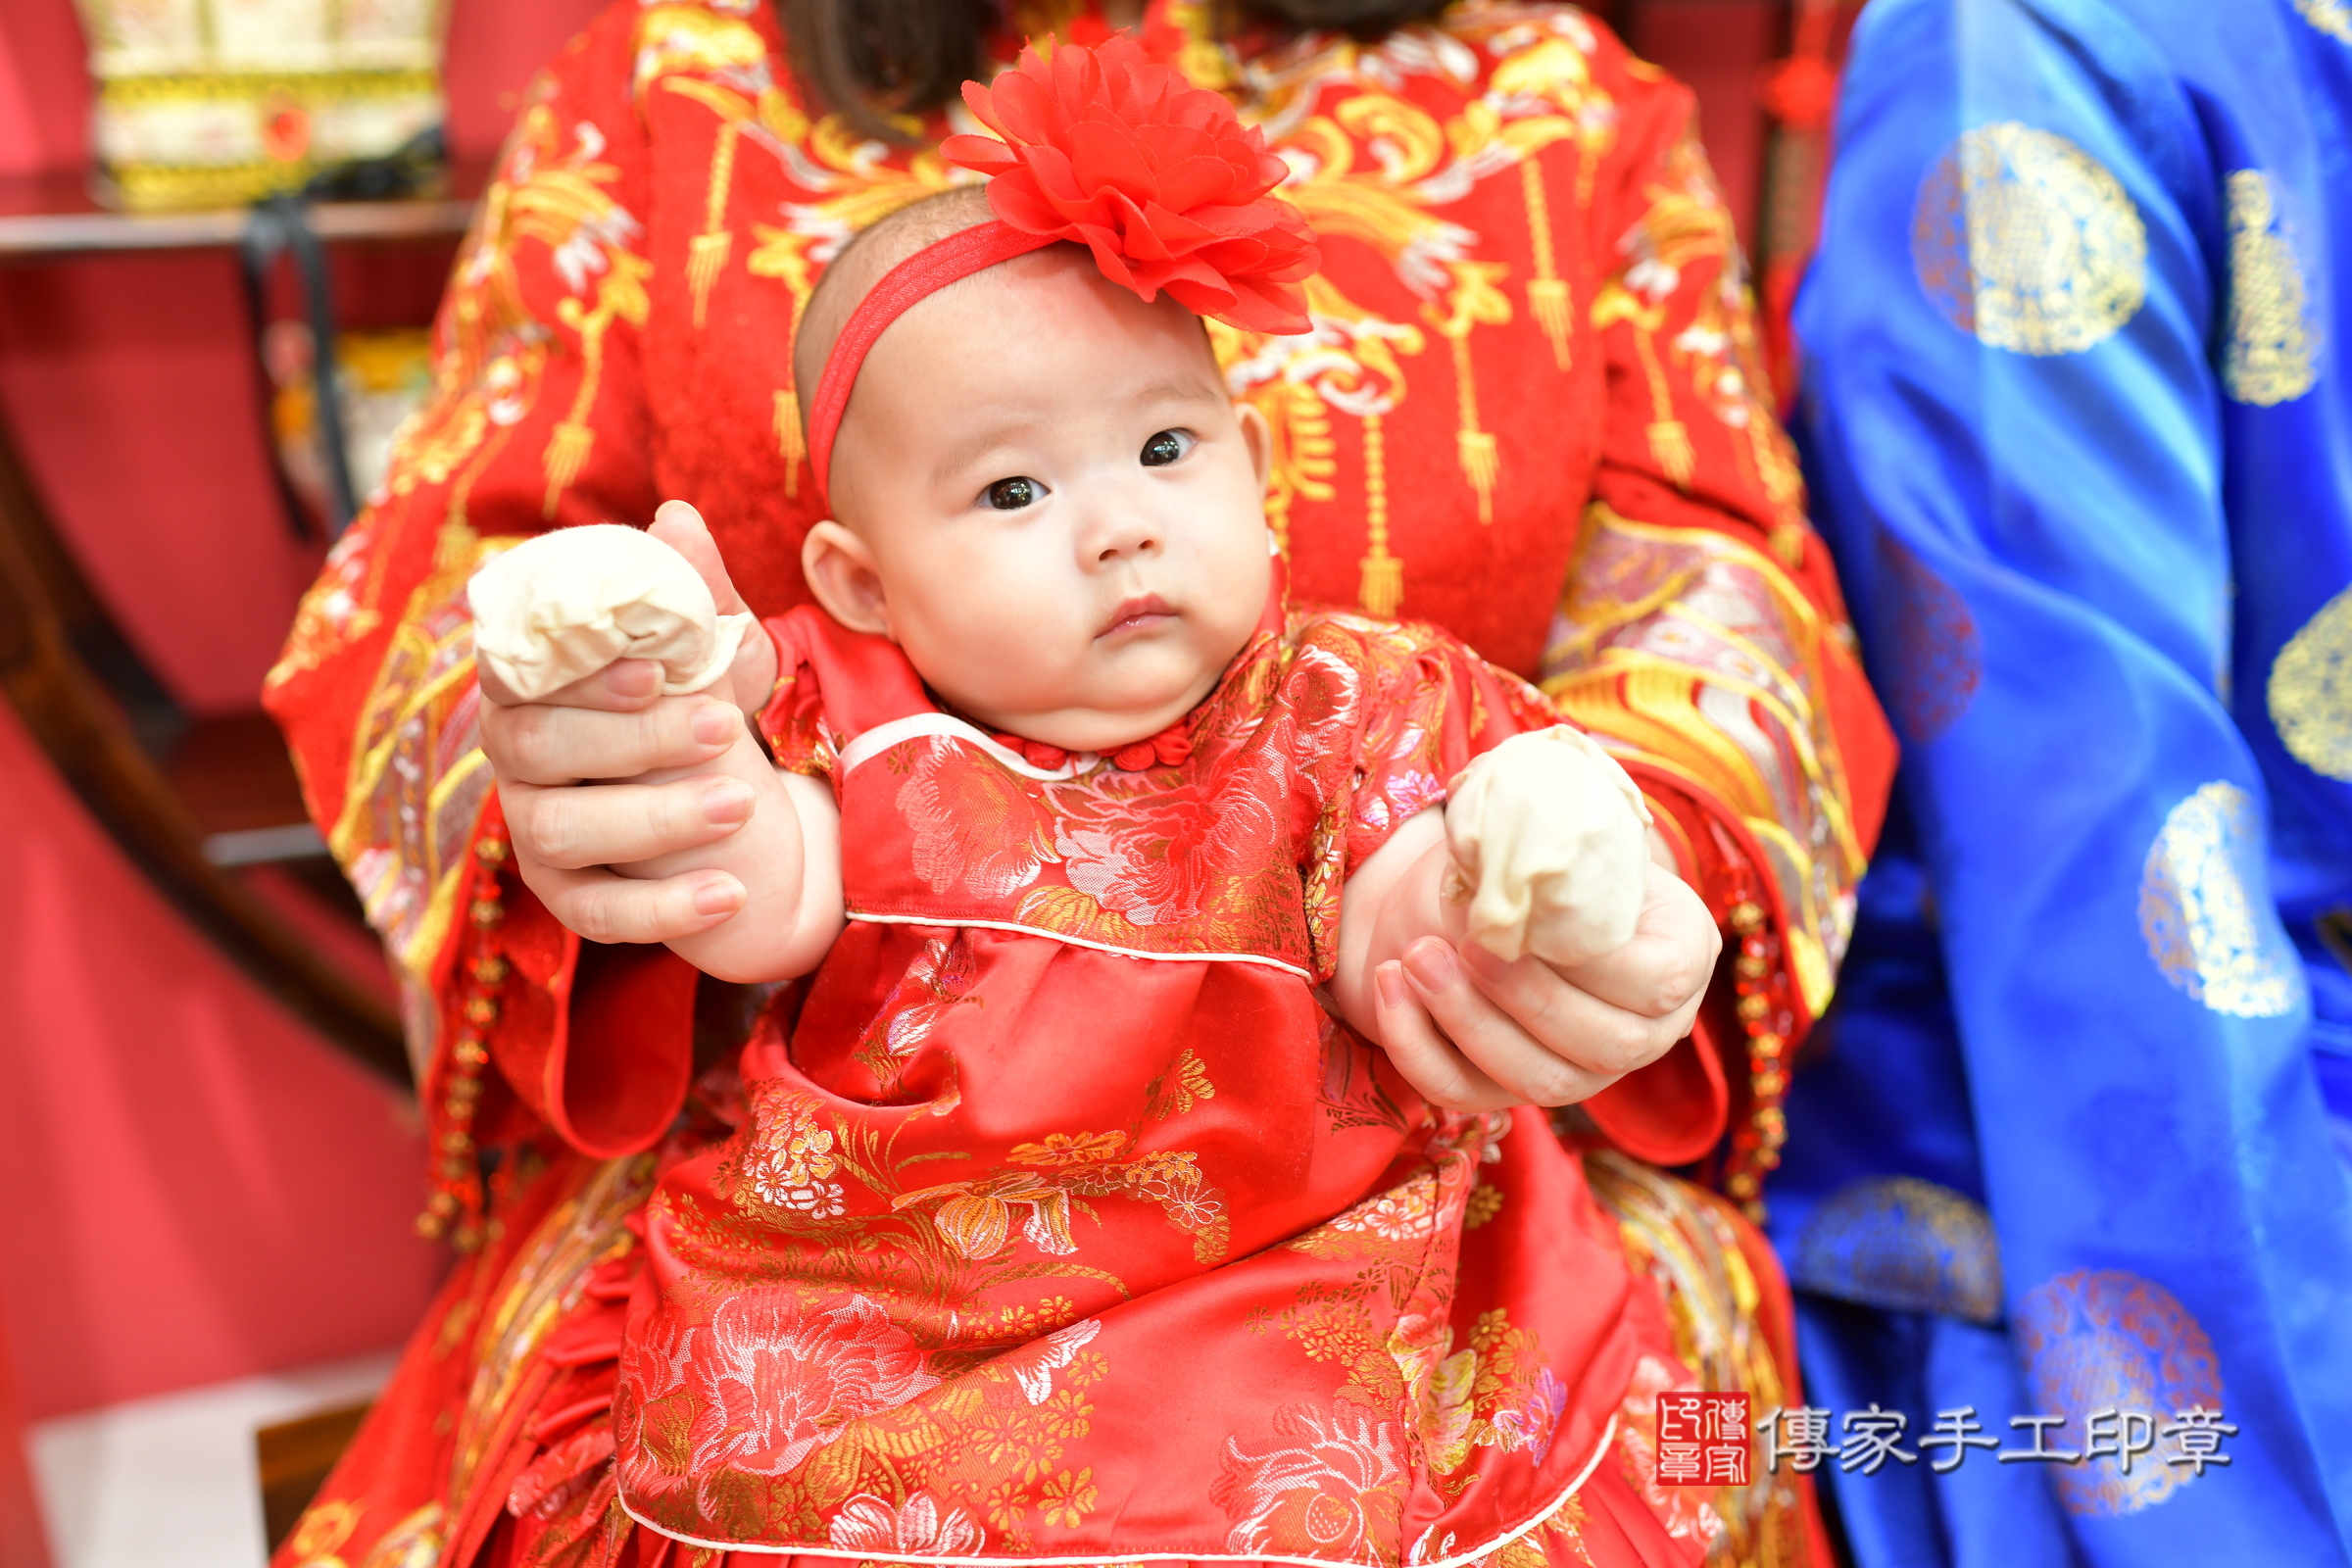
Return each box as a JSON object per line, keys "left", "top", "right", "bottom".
{"left": 0, "top": 172, "right": 477, "bottom": 260}
{"left": 0, "top": 8, "right": 628, "bottom": 1568}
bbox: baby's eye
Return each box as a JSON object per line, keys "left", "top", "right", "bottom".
{"left": 1140, "top": 429, "right": 1195, "bottom": 467}
{"left": 985, "top": 476, "right": 1043, "bottom": 511}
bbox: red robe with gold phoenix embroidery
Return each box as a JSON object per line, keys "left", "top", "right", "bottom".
{"left": 263, "top": 5, "right": 1891, "bottom": 1567}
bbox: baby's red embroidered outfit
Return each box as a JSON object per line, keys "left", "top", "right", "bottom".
{"left": 601, "top": 596, "right": 1714, "bottom": 1564}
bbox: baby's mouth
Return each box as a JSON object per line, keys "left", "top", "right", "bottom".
{"left": 1099, "top": 594, "right": 1177, "bottom": 640}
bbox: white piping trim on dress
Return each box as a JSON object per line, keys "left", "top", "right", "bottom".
{"left": 617, "top": 1411, "right": 1619, "bottom": 1567}
{"left": 844, "top": 911, "right": 1314, "bottom": 981}
{"left": 838, "top": 712, "right": 1091, "bottom": 781}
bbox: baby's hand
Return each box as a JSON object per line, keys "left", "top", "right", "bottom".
{"left": 471, "top": 503, "right": 814, "bottom": 959}
{"left": 1444, "top": 726, "right": 1653, "bottom": 969}
{"left": 1333, "top": 724, "right": 1713, "bottom": 1112}
{"left": 469, "top": 514, "right": 757, "bottom": 709}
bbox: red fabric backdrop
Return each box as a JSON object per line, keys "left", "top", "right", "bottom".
{"left": 0, "top": 0, "right": 609, "bottom": 1428}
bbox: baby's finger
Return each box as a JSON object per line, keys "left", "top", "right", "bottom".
{"left": 478, "top": 658, "right": 662, "bottom": 711}
{"left": 647, "top": 501, "right": 779, "bottom": 715}
{"left": 482, "top": 694, "right": 741, "bottom": 786}
{"left": 1371, "top": 961, "right": 1520, "bottom": 1112}
{"left": 1547, "top": 865, "right": 1720, "bottom": 1020}
{"left": 534, "top": 862, "right": 746, "bottom": 945}
{"left": 1402, "top": 939, "right": 1628, "bottom": 1103}
{"left": 506, "top": 773, "right": 754, "bottom": 870}
{"left": 650, "top": 501, "right": 750, "bottom": 615}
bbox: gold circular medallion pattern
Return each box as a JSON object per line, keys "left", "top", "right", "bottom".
{"left": 1875, "top": 531, "right": 1983, "bottom": 744}
{"left": 1911, "top": 122, "right": 2147, "bottom": 356}
{"left": 2222, "top": 171, "right": 2319, "bottom": 406}
{"left": 1792, "top": 1175, "right": 2002, "bottom": 1324}
{"left": 2017, "top": 1269, "right": 2225, "bottom": 1518}
{"left": 2296, "top": 0, "right": 2352, "bottom": 44}
{"left": 2270, "top": 583, "right": 2352, "bottom": 780}
{"left": 2138, "top": 782, "right": 2305, "bottom": 1017}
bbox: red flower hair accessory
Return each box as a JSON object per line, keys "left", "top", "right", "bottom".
{"left": 805, "top": 35, "right": 1319, "bottom": 502}
{"left": 942, "top": 35, "right": 1319, "bottom": 335}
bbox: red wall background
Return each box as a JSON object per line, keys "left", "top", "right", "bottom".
{"left": 0, "top": 0, "right": 1779, "bottom": 1438}
{"left": 0, "top": 0, "right": 612, "bottom": 1437}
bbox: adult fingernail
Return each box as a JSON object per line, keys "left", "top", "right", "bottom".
{"left": 1462, "top": 942, "right": 1509, "bottom": 980}
{"left": 1375, "top": 962, "right": 1407, "bottom": 1010}
{"left": 692, "top": 877, "right": 742, "bottom": 916}
{"left": 607, "top": 661, "right": 658, "bottom": 698}
{"left": 691, "top": 702, "right": 737, "bottom": 747}
{"left": 1402, "top": 939, "right": 1456, "bottom": 992}
{"left": 701, "top": 779, "right": 752, "bottom": 824}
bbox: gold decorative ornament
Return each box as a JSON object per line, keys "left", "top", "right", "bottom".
{"left": 1911, "top": 122, "right": 2146, "bottom": 356}
{"left": 2295, "top": 0, "right": 2352, "bottom": 43}
{"left": 351, "top": 1501, "right": 445, "bottom": 1568}
{"left": 1426, "top": 260, "right": 1513, "bottom": 526}
{"left": 2221, "top": 171, "right": 2318, "bottom": 406}
{"left": 1356, "top": 413, "right": 1401, "bottom": 616}
{"left": 2016, "top": 1269, "right": 2225, "bottom": 1517}
{"left": 2269, "top": 583, "right": 2352, "bottom": 780}
{"left": 1519, "top": 157, "right": 1572, "bottom": 370}
{"left": 2138, "top": 781, "right": 2305, "bottom": 1017}
{"left": 1791, "top": 1175, "right": 2002, "bottom": 1325}
{"left": 70, "top": 0, "right": 448, "bottom": 210}
{"left": 267, "top": 324, "right": 435, "bottom": 518}
{"left": 1875, "top": 529, "right": 1982, "bottom": 744}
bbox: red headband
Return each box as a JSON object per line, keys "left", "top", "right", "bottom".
{"left": 806, "top": 34, "right": 1319, "bottom": 503}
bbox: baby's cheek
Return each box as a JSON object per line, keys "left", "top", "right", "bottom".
{"left": 906, "top": 566, "right": 1077, "bottom": 705}
{"left": 1201, "top": 522, "right": 1274, "bottom": 637}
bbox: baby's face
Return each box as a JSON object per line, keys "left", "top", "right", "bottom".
{"left": 810, "top": 250, "right": 1273, "bottom": 753}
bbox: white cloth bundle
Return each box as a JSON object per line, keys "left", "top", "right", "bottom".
{"left": 1446, "top": 725, "right": 1653, "bottom": 967}
{"left": 466, "top": 524, "right": 756, "bottom": 703}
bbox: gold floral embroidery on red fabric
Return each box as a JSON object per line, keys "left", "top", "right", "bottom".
{"left": 843, "top": 612, "right": 1544, "bottom": 980}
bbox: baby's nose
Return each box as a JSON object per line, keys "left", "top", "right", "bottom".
{"left": 1089, "top": 512, "right": 1163, "bottom": 564}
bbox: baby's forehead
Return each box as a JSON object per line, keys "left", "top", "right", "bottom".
{"left": 905, "top": 254, "right": 1221, "bottom": 373}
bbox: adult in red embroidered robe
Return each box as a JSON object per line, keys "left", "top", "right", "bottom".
{"left": 261, "top": 4, "right": 1894, "bottom": 1566}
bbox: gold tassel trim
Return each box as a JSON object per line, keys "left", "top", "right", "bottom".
{"left": 1449, "top": 332, "right": 1497, "bottom": 525}
{"left": 1768, "top": 520, "right": 1807, "bottom": 569}
{"left": 543, "top": 422, "right": 594, "bottom": 517}
{"left": 1630, "top": 324, "right": 1694, "bottom": 492}
{"left": 1457, "top": 428, "right": 1499, "bottom": 525}
{"left": 1527, "top": 278, "right": 1572, "bottom": 372}
{"left": 688, "top": 229, "right": 733, "bottom": 329}
{"left": 1359, "top": 552, "right": 1403, "bottom": 619}
{"left": 1647, "top": 420, "right": 1695, "bottom": 488}
{"left": 1357, "top": 412, "right": 1401, "bottom": 616}
{"left": 689, "top": 122, "right": 741, "bottom": 330}
{"left": 774, "top": 389, "right": 805, "bottom": 498}
{"left": 1521, "top": 159, "right": 1571, "bottom": 370}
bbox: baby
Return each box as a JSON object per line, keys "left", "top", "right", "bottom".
{"left": 466, "top": 38, "right": 1703, "bottom": 1568}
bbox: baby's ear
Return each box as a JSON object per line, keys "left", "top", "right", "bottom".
{"left": 1233, "top": 399, "right": 1272, "bottom": 495}
{"left": 802, "top": 520, "right": 894, "bottom": 639}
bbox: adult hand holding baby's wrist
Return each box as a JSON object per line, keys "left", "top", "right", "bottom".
{"left": 1375, "top": 838, "right": 1719, "bottom": 1112}
{"left": 473, "top": 500, "right": 782, "bottom": 946}
{"left": 479, "top": 681, "right": 760, "bottom": 943}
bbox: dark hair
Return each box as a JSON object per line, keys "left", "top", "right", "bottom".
{"left": 776, "top": 0, "right": 1459, "bottom": 142}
